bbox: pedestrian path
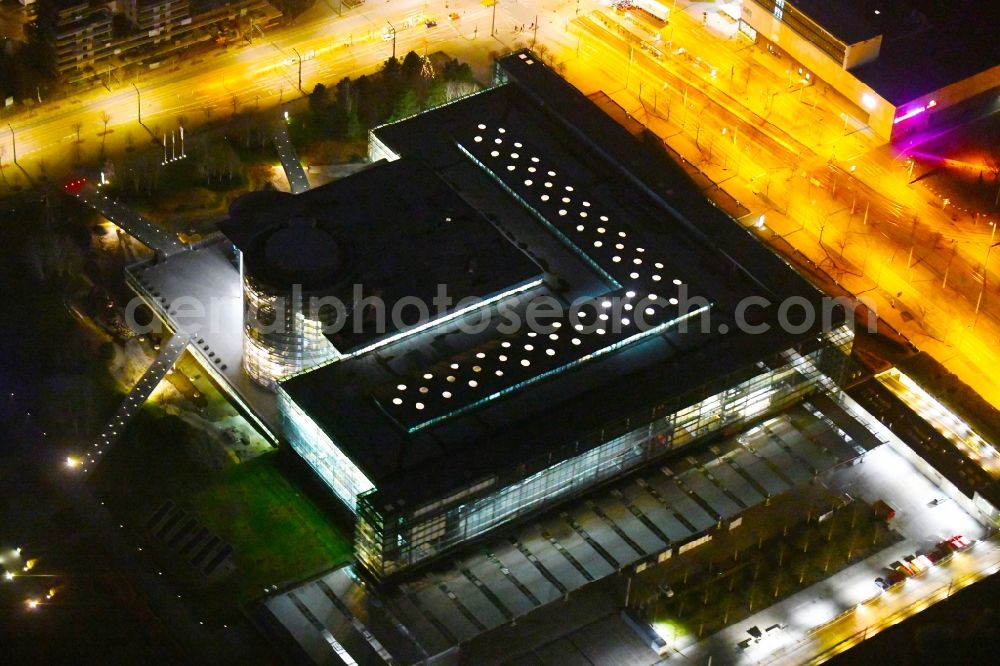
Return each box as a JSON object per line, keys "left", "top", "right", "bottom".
{"left": 70, "top": 183, "right": 187, "bottom": 257}
{"left": 274, "top": 121, "right": 310, "bottom": 194}
{"left": 81, "top": 332, "right": 190, "bottom": 474}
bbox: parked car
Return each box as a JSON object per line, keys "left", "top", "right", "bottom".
{"left": 944, "top": 535, "right": 974, "bottom": 551}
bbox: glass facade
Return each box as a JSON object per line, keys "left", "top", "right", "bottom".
{"left": 242, "top": 259, "right": 340, "bottom": 390}
{"left": 278, "top": 387, "right": 375, "bottom": 509}
{"left": 754, "top": 0, "right": 848, "bottom": 64}
{"left": 354, "top": 326, "right": 855, "bottom": 579}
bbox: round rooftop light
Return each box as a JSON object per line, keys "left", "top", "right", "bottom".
{"left": 613, "top": 256, "right": 621, "bottom": 262}
{"left": 474, "top": 136, "right": 483, "bottom": 142}
{"left": 468, "top": 380, "right": 478, "bottom": 387}
{"left": 443, "top": 391, "right": 452, "bottom": 399}
{"left": 634, "top": 258, "right": 642, "bottom": 265}
{"left": 525, "top": 344, "right": 534, "bottom": 351}
{"left": 622, "top": 318, "right": 631, "bottom": 326}
{"left": 669, "top": 297, "right": 679, "bottom": 305}
{"left": 495, "top": 138, "right": 502, "bottom": 144}
{"left": 655, "top": 262, "right": 664, "bottom": 269}
{"left": 447, "top": 375, "right": 456, "bottom": 382}
{"left": 600, "top": 215, "right": 609, "bottom": 221}
{"left": 496, "top": 370, "right": 504, "bottom": 376}
{"left": 546, "top": 349, "right": 556, "bottom": 356}
{"left": 626, "top": 290, "right": 636, "bottom": 298}
{"left": 397, "top": 384, "right": 407, "bottom": 391}
{"left": 599, "top": 313, "right": 609, "bottom": 321}
{"left": 602, "top": 300, "right": 612, "bottom": 308}
{"left": 597, "top": 227, "right": 606, "bottom": 234}
{"left": 624, "top": 303, "right": 633, "bottom": 311}
{"left": 594, "top": 241, "right": 603, "bottom": 248}
{"left": 419, "top": 387, "right": 429, "bottom": 394}
{"left": 552, "top": 321, "right": 562, "bottom": 328}
{"left": 450, "top": 363, "right": 460, "bottom": 369}
{"left": 580, "top": 211, "right": 588, "bottom": 218}
{"left": 392, "top": 398, "right": 403, "bottom": 405}
{"left": 416, "top": 402, "right": 425, "bottom": 410}
{"left": 631, "top": 272, "right": 640, "bottom": 279}
{"left": 545, "top": 182, "right": 553, "bottom": 188}
{"left": 616, "top": 243, "right": 624, "bottom": 250}
{"left": 477, "top": 123, "right": 486, "bottom": 130}
{"left": 619, "top": 231, "right": 627, "bottom": 238}
{"left": 499, "top": 354, "right": 508, "bottom": 362}
{"left": 521, "top": 359, "right": 531, "bottom": 367}
{"left": 562, "top": 197, "right": 570, "bottom": 203}
{"left": 531, "top": 156, "right": 539, "bottom": 163}
{"left": 566, "top": 185, "right": 574, "bottom": 192}
{"left": 507, "top": 165, "right": 516, "bottom": 171}
{"left": 525, "top": 179, "right": 533, "bottom": 186}
{"left": 582, "top": 201, "right": 591, "bottom": 207}
{"left": 574, "top": 324, "right": 584, "bottom": 331}
{"left": 576, "top": 224, "right": 585, "bottom": 232}
{"left": 572, "top": 337, "right": 581, "bottom": 345}
{"left": 491, "top": 150, "right": 499, "bottom": 157}
{"left": 476, "top": 352, "right": 486, "bottom": 359}
{"left": 528, "top": 167, "right": 537, "bottom": 173}
{"left": 637, "top": 247, "right": 645, "bottom": 253}
{"left": 549, "top": 333, "right": 559, "bottom": 340}
{"left": 645, "top": 307, "right": 655, "bottom": 316}
{"left": 558, "top": 209, "right": 567, "bottom": 216}
{"left": 652, "top": 274, "right": 661, "bottom": 281}
{"left": 596, "top": 328, "right": 606, "bottom": 335}
{"left": 498, "top": 127, "right": 506, "bottom": 133}
{"left": 547, "top": 170, "right": 556, "bottom": 176}
{"left": 511, "top": 152, "right": 519, "bottom": 159}
{"left": 501, "top": 341, "right": 511, "bottom": 348}
{"left": 673, "top": 278, "right": 683, "bottom": 285}
{"left": 423, "top": 373, "right": 433, "bottom": 380}
{"left": 473, "top": 366, "right": 482, "bottom": 373}
{"left": 649, "top": 294, "right": 658, "bottom": 300}
{"left": 541, "top": 194, "right": 550, "bottom": 201}
{"left": 528, "top": 331, "right": 538, "bottom": 337}
{"left": 514, "top": 142, "right": 523, "bottom": 148}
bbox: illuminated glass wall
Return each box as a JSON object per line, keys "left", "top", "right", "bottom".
{"left": 355, "top": 326, "right": 854, "bottom": 579}
{"left": 242, "top": 272, "right": 339, "bottom": 390}
{"left": 277, "top": 387, "right": 375, "bottom": 509}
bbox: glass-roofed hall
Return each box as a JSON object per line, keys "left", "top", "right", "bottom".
{"left": 219, "top": 51, "right": 859, "bottom": 580}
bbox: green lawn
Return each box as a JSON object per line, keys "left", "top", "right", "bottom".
{"left": 92, "top": 407, "right": 353, "bottom": 618}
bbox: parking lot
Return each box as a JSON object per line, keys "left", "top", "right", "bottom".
{"left": 262, "top": 397, "right": 885, "bottom": 664}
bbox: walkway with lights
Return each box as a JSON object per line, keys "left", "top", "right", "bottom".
{"left": 81, "top": 332, "right": 191, "bottom": 474}
{"left": 274, "top": 122, "right": 311, "bottom": 195}
{"left": 69, "top": 183, "right": 188, "bottom": 258}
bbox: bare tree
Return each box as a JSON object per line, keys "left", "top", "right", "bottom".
{"left": 100, "top": 111, "right": 112, "bottom": 157}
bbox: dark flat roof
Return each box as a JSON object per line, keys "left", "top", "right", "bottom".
{"left": 852, "top": 2, "right": 1000, "bottom": 105}
{"left": 220, "top": 159, "right": 543, "bottom": 353}
{"left": 782, "top": 0, "right": 881, "bottom": 44}
{"left": 280, "top": 51, "right": 843, "bottom": 510}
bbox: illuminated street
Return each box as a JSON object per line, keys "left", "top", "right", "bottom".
{"left": 550, "top": 1, "right": 1000, "bottom": 415}
{"left": 3, "top": 1, "right": 1000, "bottom": 663}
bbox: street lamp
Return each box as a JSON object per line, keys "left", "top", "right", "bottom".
{"left": 7, "top": 124, "right": 15, "bottom": 165}
{"left": 291, "top": 47, "right": 303, "bottom": 93}
{"left": 132, "top": 83, "right": 141, "bottom": 125}
{"left": 386, "top": 21, "right": 397, "bottom": 60}
{"left": 974, "top": 239, "right": 1000, "bottom": 321}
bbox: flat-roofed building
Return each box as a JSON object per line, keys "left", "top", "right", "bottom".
{"left": 218, "top": 51, "right": 860, "bottom": 580}
{"left": 738, "top": 0, "right": 1000, "bottom": 142}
